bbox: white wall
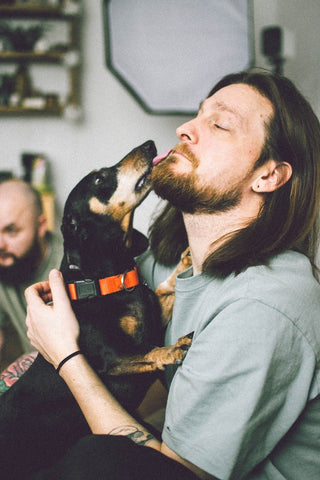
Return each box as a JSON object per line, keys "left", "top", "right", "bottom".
{"left": 1, "top": 0, "right": 320, "bottom": 235}
{"left": 254, "top": 0, "right": 320, "bottom": 113}
{"left": 275, "top": 0, "right": 320, "bottom": 115}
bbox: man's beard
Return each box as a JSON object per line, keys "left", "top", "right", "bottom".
{"left": 0, "top": 237, "right": 43, "bottom": 285}
{"left": 151, "top": 147, "right": 242, "bottom": 214}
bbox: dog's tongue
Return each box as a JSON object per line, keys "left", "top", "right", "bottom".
{"left": 152, "top": 149, "right": 172, "bottom": 166}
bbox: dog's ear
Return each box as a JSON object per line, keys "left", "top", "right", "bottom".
{"left": 122, "top": 211, "right": 134, "bottom": 249}
{"left": 128, "top": 229, "right": 149, "bottom": 257}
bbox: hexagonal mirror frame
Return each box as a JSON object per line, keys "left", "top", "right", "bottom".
{"left": 103, "top": 0, "right": 254, "bottom": 115}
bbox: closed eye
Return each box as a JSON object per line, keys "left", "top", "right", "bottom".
{"left": 209, "top": 118, "right": 229, "bottom": 131}
{"left": 214, "top": 123, "right": 228, "bottom": 131}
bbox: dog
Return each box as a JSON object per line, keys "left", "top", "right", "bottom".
{"left": 0, "top": 140, "right": 192, "bottom": 479}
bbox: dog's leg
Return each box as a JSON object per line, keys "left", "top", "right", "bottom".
{"left": 155, "top": 247, "right": 192, "bottom": 327}
{"left": 122, "top": 211, "right": 134, "bottom": 249}
{"left": 106, "top": 332, "right": 193, "bottom": 375}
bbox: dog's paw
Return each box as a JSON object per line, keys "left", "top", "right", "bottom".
{"left": 180, "top": 247, "right": 192, "bottom": 269}
{"left": 172, "top": 331, "right": 194, "bottom": 365}
{"left": 156, "top": 331, "right": 194, "bottom": 369}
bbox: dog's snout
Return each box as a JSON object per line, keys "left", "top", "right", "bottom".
{"left": 141, "top": 140, "right": 157, "bottom": 157}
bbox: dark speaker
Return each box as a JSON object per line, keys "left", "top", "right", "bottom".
{"left": 261, "top": 26, "right": 282, "bottom": 56}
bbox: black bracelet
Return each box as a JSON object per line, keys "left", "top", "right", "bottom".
{"left": 56, "top": 350, "right": 82, "bottom": 374}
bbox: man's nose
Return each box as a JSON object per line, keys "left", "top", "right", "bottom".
{"left": 176, "top": 118, "right": 198, "bottom": 143}
{"left": 0, "top": 234, "right": 6, "bottom": 250}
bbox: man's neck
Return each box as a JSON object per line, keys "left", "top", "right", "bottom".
{"left": 182, "top": 203, "right": 260, "bottom": 275}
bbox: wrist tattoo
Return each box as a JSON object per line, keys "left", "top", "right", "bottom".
{"left": 109, "top": 425, "right": 155, "bottom": 446}
{"left": 0, "top": 352, "right": 37, "bottom": 395}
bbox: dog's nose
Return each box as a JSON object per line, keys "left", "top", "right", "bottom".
{"left": 141, "top": 140, "right": 157, "bottom": 157}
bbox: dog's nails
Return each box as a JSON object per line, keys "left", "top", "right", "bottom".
{"left": 175, "top": 359, "right": 183, "bottom": 365}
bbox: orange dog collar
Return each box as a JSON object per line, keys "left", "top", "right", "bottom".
{"left": 67, "top": 266, "right": 140, "bottom": 300}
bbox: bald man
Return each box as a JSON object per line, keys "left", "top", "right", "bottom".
{"left": 0, "top": 179, "right": 63, "bottom": 360}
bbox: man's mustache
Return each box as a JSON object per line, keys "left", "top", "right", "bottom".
{"left": 171, "top": 143, "right": 199, "bottom": 168}
{"left": 0, "top": 251, "right": 15, "bottom": 258}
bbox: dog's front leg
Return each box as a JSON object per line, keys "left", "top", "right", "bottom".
{"left": 106, "top": 332, "right": 193, "bottom": 375}
{"left": 155, "top": 247, "right": 192, "bottom": 327}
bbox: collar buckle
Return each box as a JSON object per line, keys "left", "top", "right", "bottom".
{"left": 70, "top": 278, "right": 100, "bottom": 300}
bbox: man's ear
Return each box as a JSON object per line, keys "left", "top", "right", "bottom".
{"left": 37, "top": 213, "right": 48, "bottom": 239}
{"left": 252, "top": 160, "right": 292, "bottom": 193}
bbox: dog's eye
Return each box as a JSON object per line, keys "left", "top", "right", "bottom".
{"left": 94, "top": 175, "right": 104, "bottom": 185}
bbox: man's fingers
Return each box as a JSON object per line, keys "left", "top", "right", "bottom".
{"left": 48, "top": 269, "right": 72, "bottom": 311}
{"left": 25, "top": 281, "right": 51, "bottom": 307}
{"left": 25, "top": 269, "right": 68, "bottom": 308}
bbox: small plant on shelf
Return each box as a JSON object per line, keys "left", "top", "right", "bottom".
{"left": 0, "top": 22, "right": 46, "bottom": 52}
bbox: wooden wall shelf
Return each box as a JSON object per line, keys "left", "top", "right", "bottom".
{"left": 0, "top": 52, "right": 65, "bottom": 62}
{"left": 0, "top": 1, "right": 82, "bottom": 117}
{"left": 0, "top": 104, "right": 62, "bottom": 115}
{"left": 0, "top": 4, "right": 78, "bottom": 19}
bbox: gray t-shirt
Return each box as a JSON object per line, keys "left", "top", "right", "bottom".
{"left": 0, "top": 232, "right": 63, "bottom": 352}
{"left": 138, "top": 249, "right": 320, "bottom": 480}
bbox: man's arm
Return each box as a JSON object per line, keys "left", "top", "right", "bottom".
{"left": 25, "top": 270, "right": 217, "bottom": 480}
{"left": 0, "top": 351, "right": 37, "bottom": 394}
{"left": 57, "top": 352, "right": 217, "bottom": 480}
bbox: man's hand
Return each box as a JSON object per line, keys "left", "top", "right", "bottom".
{"left": 25, "top": 269, "right": 80, "bottom": 369}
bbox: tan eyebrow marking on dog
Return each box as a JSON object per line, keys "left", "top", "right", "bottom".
{"left": 89, "top": 196, "right": 109, "bottom": 215}
{"left": 89, "top": 196, "right": 129, "bottom": 223}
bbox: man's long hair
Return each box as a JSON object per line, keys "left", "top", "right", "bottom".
{"left": 149, "top": 71, "right": 320, "bottom": 278}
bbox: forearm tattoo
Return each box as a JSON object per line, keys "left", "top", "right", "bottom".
{"left": 0, "top": 352, "right": 37, "bottom": 395}
{"left": 109, "top": 425, "right": 155, "bottom": 446}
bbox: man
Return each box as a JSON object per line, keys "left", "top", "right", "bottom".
{"left": 25, "top": 71, "right": 320, "bottom": 479}
{"left": 0, "top": 179, "right": 63, "bottom": 364}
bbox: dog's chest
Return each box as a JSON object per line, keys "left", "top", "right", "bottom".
{"left": 73, "top": 286, "right": 161, "bottom": 357}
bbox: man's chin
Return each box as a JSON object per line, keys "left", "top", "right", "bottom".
{"left": 0, "top": 265, "right": 33, "bottom": 285}
{"left": 0, "top": 255, "right": 15, "bottom": 268}
{"left": 0, "top": 242, "right": 41, "bottom": 285}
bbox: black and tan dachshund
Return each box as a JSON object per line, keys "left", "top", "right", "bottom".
{"left": 0, "top": 140, "right": 192, "bottom": 480}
